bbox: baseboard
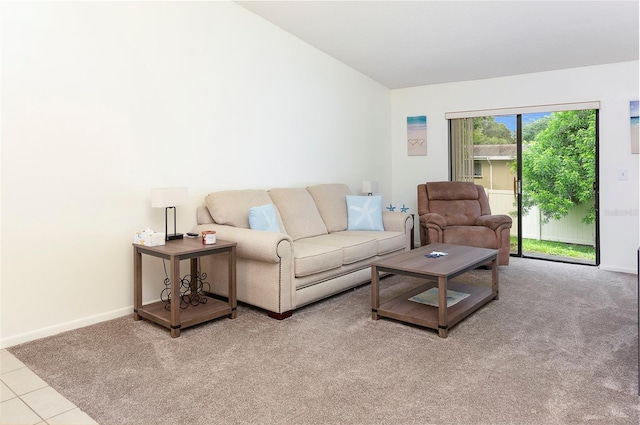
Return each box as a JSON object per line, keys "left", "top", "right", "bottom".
{"left": 598, "top": 264, "right": 637, "bottom": 275}
{"left": 0, "top": 306, "right": 133, "bottom": 349}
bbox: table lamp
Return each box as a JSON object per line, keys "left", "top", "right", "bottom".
{"left": 361, "top": 181, "right": 378, "bottom": 196}
{"left": 151, "top": 187, "right": 188, "bottom": 241}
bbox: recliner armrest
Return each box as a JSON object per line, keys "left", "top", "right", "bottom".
{"left": 475, "top": 214, "right": 513, "bottom": 231}
{"left": 419, "top": 212, "right": 447, "bottom": 229}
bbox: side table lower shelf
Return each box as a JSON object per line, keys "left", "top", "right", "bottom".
{"left": 136, "top": 296, "right": 236, "bottom": 332}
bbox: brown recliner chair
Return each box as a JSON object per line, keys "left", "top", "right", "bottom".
{"left": 417, "top": 181, "right": 513, "bottom": 265}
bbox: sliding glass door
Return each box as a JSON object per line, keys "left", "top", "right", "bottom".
{"left": 448, "top": 105, "right": 599, "bottom": 265}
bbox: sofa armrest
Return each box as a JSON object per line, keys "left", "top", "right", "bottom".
{"left": 382, "top": 211, "right": 413, "bottom": 233}
{"left": 419, "top": 212, "right": 447, "bottom": 229}
{"left": 192, "top": 224, "right": 293, "bottom": 263}
{"left": 475, "top": 214, "right": 513, "bottom": 231}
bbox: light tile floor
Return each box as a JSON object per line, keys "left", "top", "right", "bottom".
{"left": 1, "top": 349, "right": 98, "bottom": 425}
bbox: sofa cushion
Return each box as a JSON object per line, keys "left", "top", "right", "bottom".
{"left": 306, "top": 184, "right": 351, "bottom": 232}
{"left": 346, "top": 195, "right": 384, "bottom": 231}
{"left": 298, "top": 234, "right": 378, "bottom": 264}
{"left": 249, "top": 204, "right": 281, "bottom": 233}
{"left": 292, "top": 242, "right": 343, "bottom": 277}
{"left": 334, "top": 230, "right": 406, "bottom": 255}
{"left": 206, "top": 190, "right": 274, "bottom": 229}
{"left": 268, "top": 188, "right": 328, "bottom": 241}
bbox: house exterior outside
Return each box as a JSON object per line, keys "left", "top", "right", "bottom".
{"left": 473, "top": 144, "right": 516, "bottom": 191}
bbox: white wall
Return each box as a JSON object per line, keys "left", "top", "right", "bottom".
{"left": 391, "top": 61, "right": 639, "bottom": 273}
{"left": 0, "top": 2, "right": 391, "bottom": 347}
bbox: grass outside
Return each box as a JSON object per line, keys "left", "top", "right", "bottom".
{"left": 510, "top": 236, "right": 595, "bottom": 260}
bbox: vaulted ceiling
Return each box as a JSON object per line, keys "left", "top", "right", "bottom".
{"left": 237, "top": 1, "right": 639, "bottom": 89}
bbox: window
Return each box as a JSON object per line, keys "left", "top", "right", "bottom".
{"left": 473, "top": 161, "right": 483, "bottom": 178}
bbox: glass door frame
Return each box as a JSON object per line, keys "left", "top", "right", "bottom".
{"left": 513, "top": 111, "right": 600, "bottom": 265}
{"left": 447, "top": 105, "right": 601, "bottom": 266}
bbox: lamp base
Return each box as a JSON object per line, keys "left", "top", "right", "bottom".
{"left": 166, "top": 233, "right": 184, "bottom": 241}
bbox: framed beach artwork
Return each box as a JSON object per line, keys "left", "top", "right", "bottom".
{"left": 407, "top": 115, "right": 427, "bottom": 156}
{"left": 631, "top": 100, "right": 639, "bottom": 154}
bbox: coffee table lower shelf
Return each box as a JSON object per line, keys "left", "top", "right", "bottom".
{"left": 136, "top": 296, "right": 234, "bottom": 332}
{"left": 375, "top": 281, "right": 495, "bottom": 333}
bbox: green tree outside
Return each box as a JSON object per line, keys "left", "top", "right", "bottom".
{"left": 522, "top": 115, "right": 551, "bottom": 143}
{"left": 473, "top": 116, "right": 514, "bottom": 144}
{"left": 519, "top": 110, "right": 596, "bottom": 224}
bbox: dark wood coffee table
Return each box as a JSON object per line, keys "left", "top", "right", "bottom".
{"left": 371, "top": 243, "right": 498, "bottom": 338}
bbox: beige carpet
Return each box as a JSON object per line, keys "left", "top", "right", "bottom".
{"left": 8, "top": 257, "right": 640, "bottom": 425}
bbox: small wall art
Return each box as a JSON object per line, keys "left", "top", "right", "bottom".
{"left": 631, "top": 100, "right": 639, "bottom": 154}
{"left": 407, "top": 115, "right": 427, "bottom": 156}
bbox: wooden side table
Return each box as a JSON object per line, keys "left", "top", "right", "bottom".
{"left": 133, "top": 238, "right": 237, "bottom": 337}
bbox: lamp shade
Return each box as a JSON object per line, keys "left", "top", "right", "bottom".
{"left": 151, "top": 187, "right": 188, "bottom": 208}
{"left": 361, "top": 181, "right": 379, "bottom": 195}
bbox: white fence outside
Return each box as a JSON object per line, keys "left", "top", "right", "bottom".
{"left": 486, "top": 189, "right": 595, "bottom": 247}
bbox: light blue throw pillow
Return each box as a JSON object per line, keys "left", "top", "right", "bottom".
{"left": 346, "top": 195, "right": 384, "bottom": 231}
{"left": 249, "top": 204, "right": 281, "bottom": 233}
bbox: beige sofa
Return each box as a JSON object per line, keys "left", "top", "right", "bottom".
{"left": 192, "top": 183, "right": 413, "bottom": 319}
